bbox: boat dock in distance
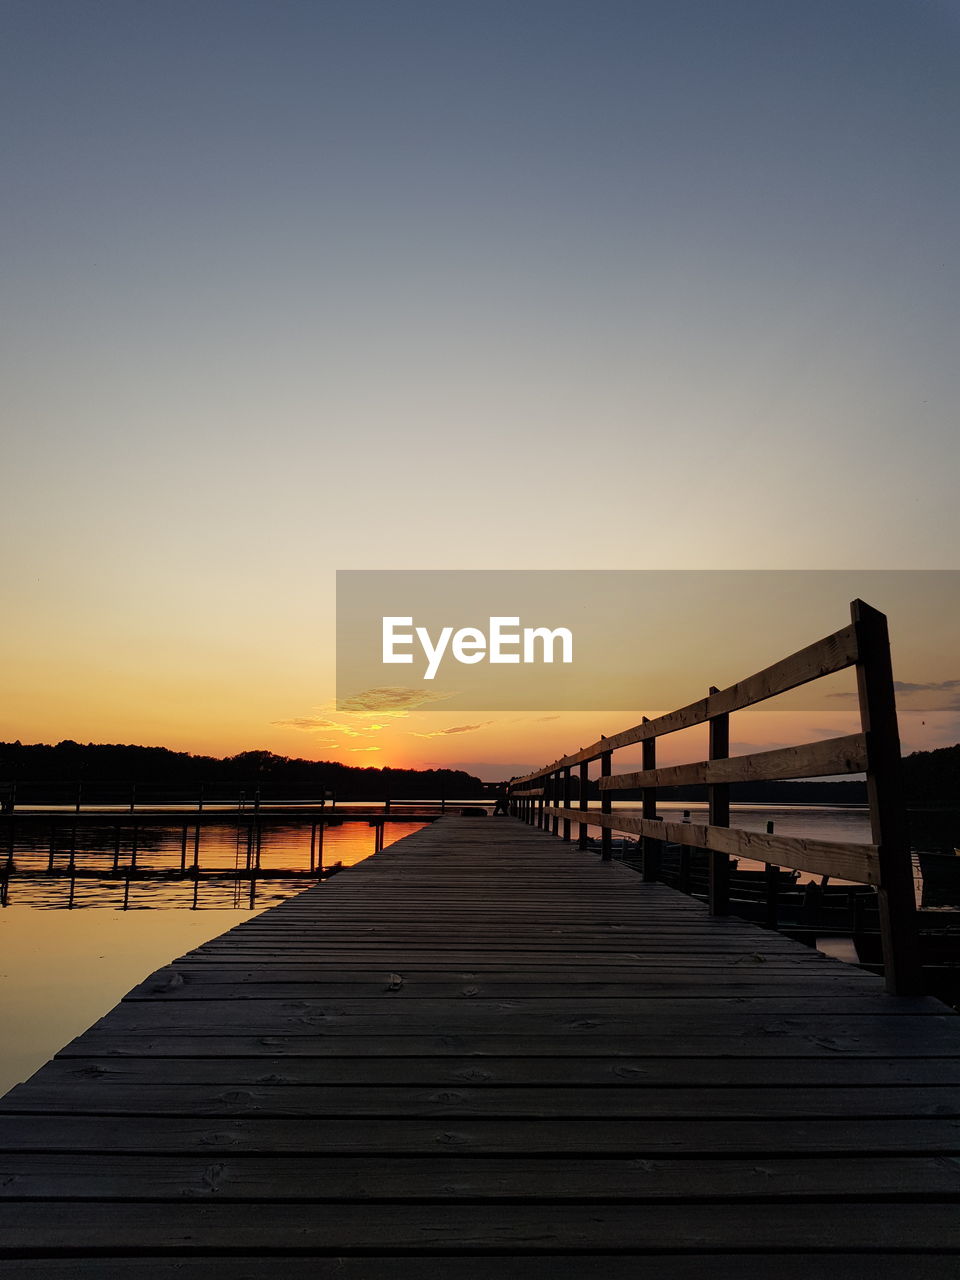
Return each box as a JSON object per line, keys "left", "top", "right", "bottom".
{"left": 2, "top": 601, "right": 960, "bottom": 1275}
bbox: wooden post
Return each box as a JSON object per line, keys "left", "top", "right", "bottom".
{"left": 600, "top": 746, "right": 612, "bottom": 862}
{"left": 309, "top": 822, "right": 317, "bottom": 873}
{"left": 852, "top": 599, "right": 922, "bottom": 995}
{"left": 317, "top": 818, "right": 324, "bottom": 879}
{"left": 641, "top": 721, "right": 660, "bottom": 883}
{"left": 180, "top": 824, "right": 188, "bottom": 873}
{"left": 578, "top": 761, "right": 589, "bottom": 849}
{"left": 707, "top": 687, "right": 730, "bottom": 915}
{"left": 562, "top": 767, "right": 572, "bottom": 841}
{"left": 765, "top": 863, "right": 779, "bottom": 929}
{"left": 551, "top": 772, "right": 560, "bottom": 837}
{"left": 763, "top": 820, "right": 778, "bottom": 928}
{"left": 679, "top": 807, "right": 691, "bottom": 893}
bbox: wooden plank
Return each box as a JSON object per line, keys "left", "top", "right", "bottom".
{"left": 5, "top": 1082, "right": 959, "bottom": 1119}
{"left": 600, "top": 733, "right": 868, "bottom": 791}
{"left": 28, "top": 1054, "right": 960, "bottom": 1087}
{"left": 545, "top": 808, "right": 881, "bottom": 883}
{"left": 4, "top": 1113, "right": 960, "bottom": 1155}
{"left": 4, "top": 1153, "right": 959, "bottom": 1201}
{"left": 61, "top": 1029, "right": 960, "bottom": 1058}
{"left": 3, "top": 1201, "right": 960, "bottom": 1253}
{"left": 65, "top": 1003, "right": 951, "bottom": 1039}
{"left": 2, "top": 1258, "right": 958, "bottom": 1280}
{"left": 512, "top": 623, "right": 860, "bottom": 783}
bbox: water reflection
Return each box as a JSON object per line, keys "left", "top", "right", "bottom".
{"left": 0, "top": 819, "right": 429, "bottom": 910}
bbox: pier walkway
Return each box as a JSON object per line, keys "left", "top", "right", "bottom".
{"left": 2, "top": 814, "right": 960, "bottom": 1275}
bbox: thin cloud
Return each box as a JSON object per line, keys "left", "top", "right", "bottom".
{"left": 338, "top": 687, "right": 454, "bottom": 714}
{"left": 350, "top": 745, "right": 381, "bottom": 752}
{"left": 412, "top": 722, "right": 494, "bottom": 739}
{"left": 829, "top": 679, "right": 960, "bottom": 703}
{"left": 894, "top": 679, "right": 960, "bottom": 693}
{"left": 273, "top": 689, "right": 455, "bottom": 736}
{"left": 271, "top": 715, "right": 372, "bottom": 738}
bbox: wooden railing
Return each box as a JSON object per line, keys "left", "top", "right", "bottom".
{"left": 508, "top": 599, "right": 920, "bottom": 995}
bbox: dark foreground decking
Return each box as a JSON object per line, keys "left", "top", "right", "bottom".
{"left": 2, "top": 815, "right": 960, "bottom": 1277}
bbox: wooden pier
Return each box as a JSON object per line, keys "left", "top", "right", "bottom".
{"left": 2, "top": 814, "right": 960, "bottom": 1275}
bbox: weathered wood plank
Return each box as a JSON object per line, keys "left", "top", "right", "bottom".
{"left": 28, "top": 1055, "right": 960, "bottom": 1087}
{"left": 3, "top": 1114, "right": 960, "bottom": 1155}
{"left": 3, "top": 1201, "right": 960, "bottom": 1253}
{"left": 3, "top": 1154, "right": 959, "bottom": 1201}
{"left": 546, "top": 807, "right": 881, "bottom": 883}
{"left": 7, "top": 1083, "right": 960, "bottom": 1120}
{"left": 600, "top": 733, "right": 868, "bottom": 791}
{"left": 3, "top": 1258, "right": 958, "bottom": 1280}
{"left": 512, "top": 623, "right": 860, "bottom": 783}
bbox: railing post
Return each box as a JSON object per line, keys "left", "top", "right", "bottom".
{"left": 576, "top": 757, "right": 591, "bottom": 849}
{"left": 764, "top": 820, "right": 779, "bottom": 929}
{"left": 562, "top": 767, "right": 572, "bottom": 841}
{"left": 679, "top": 809, "right": 691, "bottom": 893}
{"left": 641, "top": 719, "right": 660, "bottom": 882}
{"left": 551, "top": 771, "right": 560, "bottom": 837}
{"left": 600, "top": 744, "right": 612, "bottom": 862}
{"left": 707, "top": 686, "right": 730, "bottom": 915}
{"left": 851, "top": 599, "right": 922, "bottom": 995}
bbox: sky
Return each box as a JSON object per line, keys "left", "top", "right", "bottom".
{"left": 2, "top": 1, "right": 959, "bottom": 779}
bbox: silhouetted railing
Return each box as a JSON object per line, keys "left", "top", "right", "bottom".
{"left": 509, "top": 599, "right": 920, "bottom": 995}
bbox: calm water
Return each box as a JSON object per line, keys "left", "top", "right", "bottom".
{"left": 0, "top": 815, "right": 428, "bottom": 910}
{"left": 0, "top": 819, "right": 426, "bottom": 1096}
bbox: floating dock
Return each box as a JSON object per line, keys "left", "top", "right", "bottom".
{"left": 2, "top": 814, "right": 960, "bottom": 1275}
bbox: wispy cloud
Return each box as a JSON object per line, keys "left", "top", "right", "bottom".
{"left": 273, "top": 687, "right": 455, "bottom": 740}
{"left": 829, "top": 678, "right": 960, "bottom": 705}
{"left": 412, "top": 722, "right": 494, "bottom": 739}
{"left": 350, "top": 745, "right": 381, "bottom": 752}
{"left": 338, "top": 687, "right": 454, "bottom": 714}
{"left": 271, "top": 715, "right": 373, "bottom": 738}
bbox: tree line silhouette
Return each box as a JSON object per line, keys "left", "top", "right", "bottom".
{"left": 0, "top": 741, "right": 486, "bottom": 802}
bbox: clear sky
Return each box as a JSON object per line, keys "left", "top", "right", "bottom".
{"left": 2, "top": 1, "right": 958, "bottom": 778}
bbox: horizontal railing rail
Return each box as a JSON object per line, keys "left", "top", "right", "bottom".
{"left": 507, "top": 599, "right": 921, "bottom": 995}
{"left": 511, "top": 624, "right": 860, "bottom": 785}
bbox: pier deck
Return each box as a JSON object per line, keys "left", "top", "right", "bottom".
{"left": 2, "top": 814, "right": 960, "bottom": 1276}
